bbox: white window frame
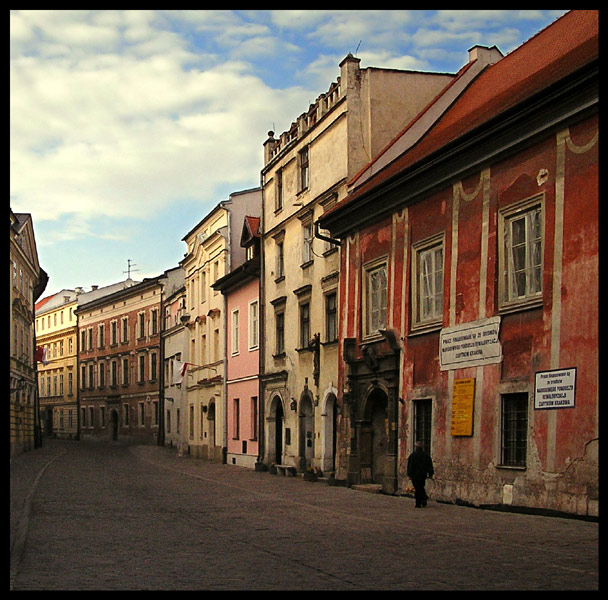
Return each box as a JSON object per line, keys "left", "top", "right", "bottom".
{"left": 411, "top": 233, "right": 444, "bottom": 333}
{"left": 498, "top": 194, "right": 544, "bottom": 313}
{"left": 363, "top": 257, "right": 388, "bottom": 340}
{"left": 248, "top": 299, "right": 259, "bottom": 350}
{"left": 231, "top": 309, "right": 240, "bottom": 356}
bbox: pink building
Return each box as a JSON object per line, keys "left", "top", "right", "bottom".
{"left": 213, "top": 216, "right": 261, "bottom": 468}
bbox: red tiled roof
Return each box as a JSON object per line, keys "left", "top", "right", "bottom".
{"left": 336, "top": 10, "right": 598, "bottom": 212}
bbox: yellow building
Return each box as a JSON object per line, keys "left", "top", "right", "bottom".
{"left": 260, "top": 55, "right": 455, "bottom": 476}
{"left": 180, "top": 188, "right": 261, "bottom": 461}
{"left": 35, "top": 290, "right": 79, "bottom": 439}
{"left": 10, "top": 209, "right": 47, "bottom": 456}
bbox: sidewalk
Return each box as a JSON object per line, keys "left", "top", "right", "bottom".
{"left": 10, "top": 439, "right": 67, "bottom": 555}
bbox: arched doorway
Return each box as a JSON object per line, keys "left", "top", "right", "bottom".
{"left": 298, "top": 392, "right": 314, "bottom": 471}
{"left": 361, "top": 387, "right": 388, "bottom": 484}
{"left": 267, "top": 395, "right": 284, "bottom": 465}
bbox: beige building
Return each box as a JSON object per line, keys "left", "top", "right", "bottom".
{"left": 180, "top": 188, "right": 261, "bottom": 461}
{"left": 260, "top": 54, "right": 455, "bottom": 475}
{"left": 10, "top": 209, "right": 47, "bottom": 456}
{"left": 35, "top": 289, "right": 79, "bottom": 439}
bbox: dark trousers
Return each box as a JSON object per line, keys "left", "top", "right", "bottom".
{"left": 411, "top": 477, "right": 428, "bottom": 507}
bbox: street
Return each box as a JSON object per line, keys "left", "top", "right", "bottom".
{"left": 10, "top": 439, "right": 598, "bottom": 590}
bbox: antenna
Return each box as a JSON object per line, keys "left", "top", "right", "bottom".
{"left": 123, "top": 259, "right": 139, "bottom": 279}
{"left": 355, "top": 40, "right": 362, "bottom": 56}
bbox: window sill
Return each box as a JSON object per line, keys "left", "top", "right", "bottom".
{"left": 408, "top": 322, "right": 442, "bottom": 337}
{"left": 498, "top": 296, "right": 543, "bottom": 316}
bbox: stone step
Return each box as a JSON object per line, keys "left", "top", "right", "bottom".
{"left": 351, "top": 484, "right": 382, "bottom": 494}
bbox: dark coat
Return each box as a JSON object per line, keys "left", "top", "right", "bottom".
{"left": 407, "top": 448, "right": 434, "bottom": 480}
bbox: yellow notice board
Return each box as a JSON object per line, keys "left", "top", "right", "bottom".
{"left": 450, "top": 378, "right": 475, "bottom": 436}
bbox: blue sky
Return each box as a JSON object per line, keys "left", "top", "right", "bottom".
{"left": 10, "top": 10, "right": 568, "bottom": 297}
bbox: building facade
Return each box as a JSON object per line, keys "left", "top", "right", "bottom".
{"left": 319, "top": 10, "right": 598, "bottom": 515}
{"left": 75, "top": 277, "right": 162, "bottom": 443}
{"left": 35, "top": 289, "right": 79, "bottom": 439}
{"left": 159, "top": 266, "right": 189, "bottom": 454}
{"left": 180, "top": 188, "right": 261, "bottom": 461}
{"left": 213, "top": 216, "right": 261, "bottom": 469}
{"left": 10, "top": 209, "right": 48, "bottom": 456}
{"left": 260, "top": 54, "right": 455, "bottom": 474}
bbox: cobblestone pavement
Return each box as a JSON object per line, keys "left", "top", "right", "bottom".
{"left": 10, "top": 438, "right": 598, "bottom": 590}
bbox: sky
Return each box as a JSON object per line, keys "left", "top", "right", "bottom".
{"left": 10, "top": 9, "right": 568, "bottom": 298}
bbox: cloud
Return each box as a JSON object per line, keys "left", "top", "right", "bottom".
{"left": 10, "top": 10, "right": 314, "bottom": 229}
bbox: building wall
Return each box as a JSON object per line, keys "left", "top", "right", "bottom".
{"left": 336, "top": 113, "right": 598, "bottom": 515}
{"left": 260, "top": 55, "right": 453, "bottom": 474}
{"left": 225, "top": 275, "right": 259, "bottom": 467}
{"left": 77, "top": 282, "right": 162, "bottom": 443}
{"left": 35, "top": 298, "right": 78, "bottom": 439}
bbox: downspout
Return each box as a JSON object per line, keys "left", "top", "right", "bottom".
{"left": 158, "top": 291, "right": 165, "bottom": 446}
{"left": 314, "top": 219, "right": 342, "bottom": 247}
{"left": 256, "top": 170, "right": 267, "bottom": 469}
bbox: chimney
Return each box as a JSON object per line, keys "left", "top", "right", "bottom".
{"left": 468, "top": 45, "right": 503, "bottom": 66}
{"left": 91, "top": 285, "right": 98, "bottom": 291}
{"left": 75, "top": 287, "right": 83, "bottom": 295}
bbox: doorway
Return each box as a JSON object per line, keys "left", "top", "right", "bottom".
{"left": 361, "top": 388, "right": 388, "bottom": 484}
{"left": 110, "top": 409, "right": 119, "bottom": 441}
{"left": 273, "top": 396, "right": 284, "bottom": 464}
{"left": 298, "top": 393, "right": 314, "bottom": 470}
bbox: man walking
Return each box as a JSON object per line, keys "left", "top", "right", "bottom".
{"left": 407, "top": 441, "right": 434, "bottom": 508}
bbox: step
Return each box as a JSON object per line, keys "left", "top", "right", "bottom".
{"left": 352, "top": 484, "right": 382, "bottom": 494}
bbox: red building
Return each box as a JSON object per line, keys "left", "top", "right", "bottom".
{"left": 75, "top": 277, "right": 163, "bottom": 443}
{"left": 318, "top": 10, "right": 598, "bottom": 516}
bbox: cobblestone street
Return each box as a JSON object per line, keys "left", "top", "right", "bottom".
{"left": 10, "top": 439, "right": 599, "bottom": 590}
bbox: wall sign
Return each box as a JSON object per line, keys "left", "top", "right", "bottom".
{"left": 450, "top": 378, "right": 475, "bottom": 436}
{"left": 534, "top": 367, "right": 577, "bottom": 409}
{"left": 440, "top": 316, "right": 502, "bottom": 371}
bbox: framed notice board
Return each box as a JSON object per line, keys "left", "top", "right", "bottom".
{"left": 450, "top": 378, "right": 475, "bottom": 436}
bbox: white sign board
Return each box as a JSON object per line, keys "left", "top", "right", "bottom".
{"left": 440, "top": 316, "right": 502, "bottom": 371}
{"left": 534, "top": 367, "right": 577, "bottom": 409}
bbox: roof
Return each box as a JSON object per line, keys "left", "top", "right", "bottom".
{"left": 324, "top": 10, "right": 598, "bottom": 221}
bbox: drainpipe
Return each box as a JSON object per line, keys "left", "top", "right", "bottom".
{"left": 314, "top": 220, "right": 342, "bottom": 247}
{"left": 158, "top": 291, "right": 165, "bottom": 446}
{"left": 256, "top": 170, "right": 267, "bottom": 470}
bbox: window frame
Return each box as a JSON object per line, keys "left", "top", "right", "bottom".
{"left": 411, "top": 233, "right": 445, "bottom": 334}
{"left": 362, "top": 256, "right": 388, "bottom": 340}
{"left": 498, "top": 194, "right": 544, "bottom": 314}
{"left": 499, "top": 393, "right": 529, "bottom": 468}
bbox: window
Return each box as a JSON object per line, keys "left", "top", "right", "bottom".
{"left": 412, "top": 235, "right": 444, "bottom": 330}
{"left": 99, "top": 363, "right": 105, "bottom": 388}
{"left": 250, "top": 397, "right": 258, "bottom": 441}
{"left": 87, "top": 328, "right": 93, "bottom": 351}
{"left": 276, "top": 240, "right": 285, "bottom": 280}
{"left": 150, "top": 352, "right": 157, "bottom": 381}
{"left": 232, "top": 398, "right": 240, "bottom": 439}
{"left": 151, "top": 309, "right": 158, "bottom": 335}
{"left": 88, "top": 364, "right": 94, "bottom": 389}
{"left": 500, "top": 393, "right": 528, "bottom": 468}
{"left": 499, "top": 196, "right": 543, "bottom": 311}
{"left": 325, "top": 292, "right": 337, "bottom": 343}
{"left": 98, "top": 324, "right": 105, "bottom": 348}
{"left": 80, "top": 364, "right": 86, "bottom": 390}
{"left": 138, "top": 313, "right": 145, "bottom": 338}
{"left": 249, "top": 300, "right": 259, "bottom": 350}
{"left": 123, "top": 403, "right": 130, "bottom": 426}
{"left": 413, "top": 399, "right": 432, "bottom": 455}
{"left": 100, "top": 406, "right": 106, "bottom": 428}
{"left": 121, "top": 317, "right": 129, "bottom": 343}
{"left": 111, "top": 321, "right": 118, "bottom": 345}
{"left": 231, "top": 309, "right": 240, "bottom": 355}
{"left": 189, "top": 405, "right": 195, "bottom": 438}
{"left": 302, "top": 220, "right": 313, "bottom": 264}
{"left": 364, "top": 259, "right": 388, "bottom": 338}
{"left": 138, "top": 402, "right": 145, "bottom": 427}
{"left": 275, "top": 167, "right": 283, "bottom": 212}
{"left": 299, "top": 146, "right": 309, "bottom": 191}
{"left": 122, "top": 358, "right": 129, "bottom": 385}
{"left": 111, "top": 360, "right": 118, "bottom": 386}
{"left": 299, "top": 302, "right": 310, "bottom": 348}
{"left": 68, "top": 372, "right": 73, "bottom": 395}
{"left": 88, "top": 406, "right": 94, "bottom": 429}
{"left": 138, "top": 355, "right": 145, "bottom": 382}
{"left": 275, "top": 311, "right": 285, "bottom": 355}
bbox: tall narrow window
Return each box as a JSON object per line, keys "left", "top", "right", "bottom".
{"left": 302, "top": 220, "right": 313, "bottom": 264}
{"left": 122, "top": 358, "right": 129, "bottom": 385}
{"left": 364, "top": 259, "right": 388, "bottom": 338}
{"left": 325, "top": 292, "right": 337, "bottom": 342}
{"left": 275, "top": 168, "right": 283, "bottom": 212}
{"left": 275, "top": 311, "right": 285, "bottom": 355}
{"left": 231, "top": 309, "right": 240, "bottom": 355}
{"left": 500, "top": 393, "right": 528, "bottom": 467}
{"left": 299, "top": 146, "right": 309, "bottom": 191}
{"left": 232, "top": 398, "right": 240, "bottom": 439}
{"left": 412, "top": 235, "right": 444, "bottom": 330}
{"left": 249, "top": 300, "right": 259, "bottom": 350}
{"left": 499, "top": 197, "right": 543, "bottom": 311}
{"left": 276, "top": 240, "right": 284, "bottom": 279}
{"left": 299, "top": 302, "right": 310, "bottom": 348}
{"left": 250, "top": 396, "right": 258, "bottom": 441}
